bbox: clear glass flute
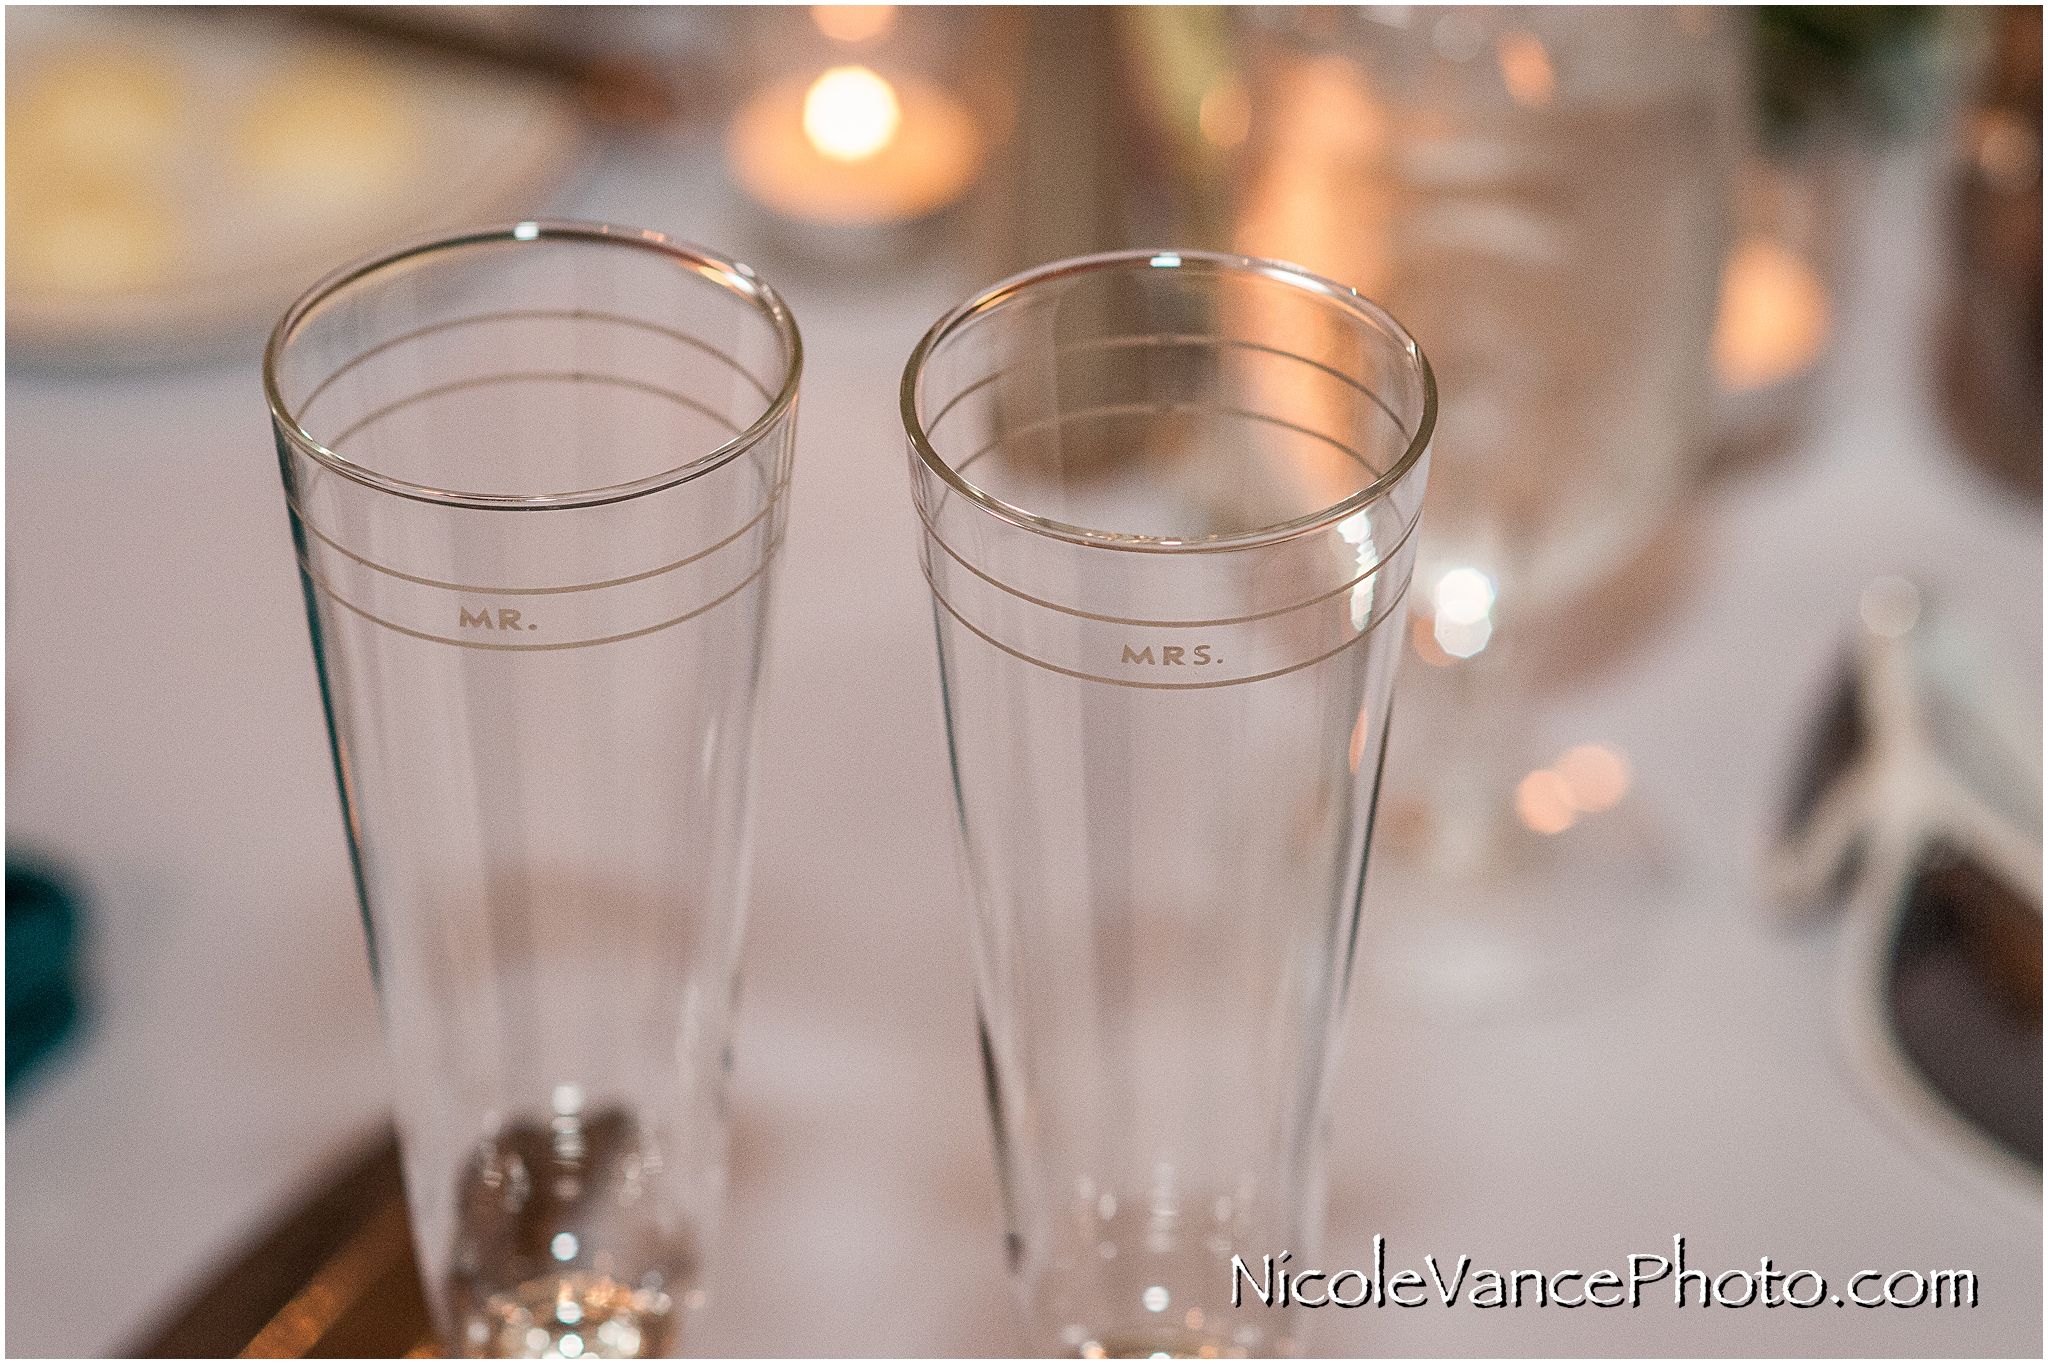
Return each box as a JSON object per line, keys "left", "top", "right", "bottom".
{"left": 902, "top": 251, "right": 1432, "bottom": 1357}
{"left": 263, "top": 222, "right": 800, "bottom": 1358}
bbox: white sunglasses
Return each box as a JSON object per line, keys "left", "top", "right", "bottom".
{"left": 1768, "top": 578, "right": 2040, "bottom": 1205}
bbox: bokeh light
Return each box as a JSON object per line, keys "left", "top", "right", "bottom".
{"left": 1516, "top": 769, "right": 1577, "bottom": 834}
{"left": 1554, "top": 744, "right": 1629, "bottom": 812}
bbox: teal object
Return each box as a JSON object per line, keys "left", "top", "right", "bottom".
{"left": 7, "top": 859, "right": 81, "bottom": 1093}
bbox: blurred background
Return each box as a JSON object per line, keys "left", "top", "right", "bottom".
{"left": 6, "top": 4, "right": 2040, "bottom": 1356}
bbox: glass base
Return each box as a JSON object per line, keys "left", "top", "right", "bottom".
{"left": 1076, "top": 1334, "right": 1253, "bottom": 1359}
{"left": 1039, "top": 1202, "right": 1301, "bottom": 1360}
{"left": 465, "top": 1270, "right": 676, "bottom": 1359}
{"left": 445, "top": 1106, "right": 695, "bottom": 1359}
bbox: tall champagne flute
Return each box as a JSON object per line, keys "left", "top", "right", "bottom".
{"left": 902, "top": 251, "right": 1432, "bottom": 1356}
{"left": 264, "top": 222, "right": 799, "bottom": 1357}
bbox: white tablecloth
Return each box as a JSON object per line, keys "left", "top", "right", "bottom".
{"left": 7, "top": 127, "right": 2038, "bottom": 1357}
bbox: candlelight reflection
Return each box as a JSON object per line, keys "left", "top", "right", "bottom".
{"left": 1338, "top": 509, "right": 1380, "bottom": 632}
{"left": 1348, "top": 702, "right": 1373, "bottom": 775}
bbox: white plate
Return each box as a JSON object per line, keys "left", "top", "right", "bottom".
{"left": 6, "top": 8, "right": 591, "bottom": 369}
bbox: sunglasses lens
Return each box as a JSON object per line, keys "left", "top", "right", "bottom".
{"left": 1785, "top": 664, "right": 1866, "bottom": 841}
{"left": 1780, "top": 662, "right": 1874, "bottom": 915}
{"left": 1888, "top": 841, "right": 2043, "bottom": 1168}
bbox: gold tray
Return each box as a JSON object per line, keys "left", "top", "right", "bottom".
{"left": 134, "top": 1126, "right": 440, "bottom": 1358}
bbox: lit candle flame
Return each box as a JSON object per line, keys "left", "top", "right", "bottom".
{"left": 803, "top": 65, "right": 900, "bottom": 163}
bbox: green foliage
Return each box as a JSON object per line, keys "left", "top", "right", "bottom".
{"left": 1756, "top": 6, "right": 1949, "bottom": 149}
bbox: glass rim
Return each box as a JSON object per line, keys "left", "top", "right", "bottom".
{"left": 900, "top": 248, "right": 1436, "bottom": 553}
{"left": 262, "top": 220, "right": 804, "bottom": 511}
